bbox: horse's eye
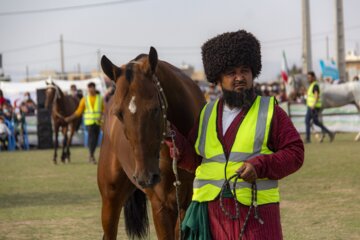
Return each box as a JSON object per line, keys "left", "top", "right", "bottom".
{"left": 151, "top": 107, "right": 160, "bottom": 117}
{"left": 117, "top": 111, "right": 124, "bottom": 121}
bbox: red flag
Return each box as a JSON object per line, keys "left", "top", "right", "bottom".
{"left": 281, "top": 51, "right": 289, "bottom": 83}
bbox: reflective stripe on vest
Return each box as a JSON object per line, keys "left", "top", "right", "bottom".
{"left": 193, "top": 96, "right": 279, "bottom": 206}
{"left": 306, "top": 82, "right": 322, "bottom": 108}
{"left": 84, "top": 94, "right": 102, "bottom": 125}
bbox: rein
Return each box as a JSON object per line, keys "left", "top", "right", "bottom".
{"left": 152, "top": 74, "right": 182, "bottom": 240}
{"left": 219, "top": 174, "right": 264, "bottom": 240}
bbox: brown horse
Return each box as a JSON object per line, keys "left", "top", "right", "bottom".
{"left": 45, "top": 81, "right": 81, "bottom": 164}
{"left": 98, "top": 47, "right": 206, "bottom": 240}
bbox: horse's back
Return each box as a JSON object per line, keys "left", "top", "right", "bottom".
{"left": 321, "top": 81, "right": 360, "bottom": 108}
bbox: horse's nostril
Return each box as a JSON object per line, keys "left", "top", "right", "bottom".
{"left": 151, "top": 174, "right": 161, "bottom": 185}
{"left": 134, "top": 173, "right": 160, "bottom": 188}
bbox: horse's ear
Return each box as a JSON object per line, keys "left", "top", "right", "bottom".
{"left": 101, "top": 55, "right": 122, "bottom": 82}
{"left": 148, "top": 46, "right": 158, "bottom": 74}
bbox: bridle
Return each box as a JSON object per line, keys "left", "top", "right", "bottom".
{"left": 129, "top": 60, "right": 182, "bottom": 239}
{"left": 46, "top": 84, "right": 65, "bottom": 119}
{"left": 152, "top": 74, "right": 182, "bottom": 240}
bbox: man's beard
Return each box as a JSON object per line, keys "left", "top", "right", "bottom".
{"left": 222, "top": 88, "right": 255, "bottom": 108}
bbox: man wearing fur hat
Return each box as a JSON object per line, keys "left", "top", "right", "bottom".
{"left": 165, "top": 30, "right": 304, "bottom": 239}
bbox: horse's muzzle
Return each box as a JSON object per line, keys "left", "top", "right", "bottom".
{"left": 133, "top": 172, "right": 161, "bottom": 188}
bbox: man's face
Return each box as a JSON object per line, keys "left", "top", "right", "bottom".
{"left": 88, "top": 86, "right": 96, "bottom": 95}
{"left": 307, "top": 74, "right": 314, "bottom": 83}
{"left": 220, "top": 66, "right": 253, "bottom": 93}
{"left": 219, "top": 66, "right": 255, "bottom": 108}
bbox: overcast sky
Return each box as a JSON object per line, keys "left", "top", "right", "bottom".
{"left": 0, "top": 0, "right": 359, "bottom": 83}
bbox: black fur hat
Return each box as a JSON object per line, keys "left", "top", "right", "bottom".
{"left": 201, "top": 30, "right": 262, "bottom": 83}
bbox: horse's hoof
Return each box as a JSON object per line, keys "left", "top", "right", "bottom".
{"left": 355, "top": 133, "right": 360, "bottom": 141}
{"left": 53, "top": 160, "right": 57, "bottom": 165}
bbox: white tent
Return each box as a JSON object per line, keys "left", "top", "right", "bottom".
{"left": 0, "top": 77, "right": 107, "bottom": 106}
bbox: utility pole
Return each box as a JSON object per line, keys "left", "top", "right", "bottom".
{"left": 26, "top": 65, "right": 29, "bottom": 82}
{"left": 334, "top": 0, "right": 346, "bottom": 81}
{"left": 60, "top": 34, "right": 65, "bottom": 79}
{"left": 302, "top": 0, "right": 312, "bottom": 74}
{"left": 77, "top": 63, "right": 81, "bottom": 79}
{"left": 326, "top": 36, "right": 330, "bottom": 60}
{"left": 0, "top": 53, "right": 3, "bottom": 77}
{"left": 97, "top": 49, "right": 101, "bottom": 75}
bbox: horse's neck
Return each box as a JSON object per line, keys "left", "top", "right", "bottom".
{"left": 54, "top": 87, "right": 66, "bottom": 112}
{"left": 156, "top": 62, "right": 203, "bottom": 135}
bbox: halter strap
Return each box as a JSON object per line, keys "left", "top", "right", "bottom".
{"left": 152, "top": 75, "right": 168, "bottom": 143}
{"left": 46, "top": 85, "right": 64, "bottom": 119}
{"left": 128, "top": 60, "right": 169, "bottom": 142}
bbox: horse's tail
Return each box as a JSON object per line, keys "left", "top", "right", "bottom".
{"left": 124, "top": 188, "right": 149, "bottom": 239}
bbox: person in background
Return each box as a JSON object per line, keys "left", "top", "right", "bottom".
{"left": 0, "top": 90, "right": 7, "bottom": 106}
{"left": 21, "top": 92, "right": 37, "bottom": 116}
{"left": 13, "top": 108, "right": 26, "bottom": 149}
{"left": 0, "top": 116, "right": 11, "bottom": 150}
{"left": 165, "top": 30, "right": 304, "bottom": 239}
{"left": 204, "top": 83, "right": 221, "bottom": 102}
{"left": 305, "top": 71, "right": 335, "bottom": 143}
{"left": 65, "top": 82, "right": 104, "bottom": 164}
{"left": 104, "top": 85, "right": 115, "bottom": 104}
{"left": 70, "top": 84, "right": 83, "bottom": 100}
{"left": 2, "top": 102, "right": 13, "bottom": 121}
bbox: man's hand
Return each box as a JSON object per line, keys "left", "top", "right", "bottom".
{"left": 164, "top": 139, "right": 180, "bottom": 160}
{"left": 64, "top": 115, "right": 74, "bottom": 123}
{"left": 236, "top": 162, "right": 257, "bottom": 183}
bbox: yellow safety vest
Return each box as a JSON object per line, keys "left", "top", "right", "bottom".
{"left": 84, "top": 94, "right": 102, "bottom": 126}
{"left": 306, "top": 81, "right": 322, "bottom": 108}
{"left": 193, "top": 96, "right": 279, "bottom": 206}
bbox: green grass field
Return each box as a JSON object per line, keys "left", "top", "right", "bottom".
{"left": 0, "top": 133, "right": 359, "bottom": 240}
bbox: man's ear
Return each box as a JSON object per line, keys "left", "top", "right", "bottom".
{"left": 101, "top": 55, "right": 122, "bottom": 82}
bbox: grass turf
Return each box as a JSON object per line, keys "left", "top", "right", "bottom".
{"left": 0, "top": 133, "right": 359, "bottom": 239}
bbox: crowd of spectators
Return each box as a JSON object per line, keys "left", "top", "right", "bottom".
{"left": 199, "top": 81, "right": 288, "bottom": 103}
{"left": 0, "top": 83, "right": 116, "bottom": 151}
{"left": 0, "top": 89, "right": 33, "bottom": 150}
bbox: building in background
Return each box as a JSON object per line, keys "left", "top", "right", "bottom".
{"left": 346, "top": 50, "right": 360, "bottom": 81}
{"left": 20, "top": 69, "right": 104, "bottom": 82}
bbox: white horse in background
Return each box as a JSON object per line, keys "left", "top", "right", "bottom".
{"left": 285, "top": 74, "right": 360, "bottom": 141}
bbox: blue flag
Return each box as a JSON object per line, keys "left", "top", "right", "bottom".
{"left": 319, "top": 59, "right": 339, "bottom": 81}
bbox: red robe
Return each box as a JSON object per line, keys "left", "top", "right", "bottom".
{"left": 174, "top": 98, "right": 304, "bottom": 240}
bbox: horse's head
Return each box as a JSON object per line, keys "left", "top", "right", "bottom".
{"left": 45, "top": 81, "right": 58, "bottom": 110}
{"left": 101, "top": 47, "right": 165, "bottom": 188}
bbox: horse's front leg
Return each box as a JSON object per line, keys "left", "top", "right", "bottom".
{"left": 147, "top": 190, "right": 178, "bottom": 240}
{"left": 61, "top": 126, "right": 68, "bottom": 163}
{"left": 98, "top": 147, "right": 135, "bottom": 240}
{"left": 53, "top": 124, "right": 60, "bottom": 164}
{"left": 355, "top": 131, "right": 360, "bottom": 141}
{"left": 65, "top": 126, "right": 75, "bottom": 163}
{"left": 148, "top": 150, "right": 194, "bottom": 240}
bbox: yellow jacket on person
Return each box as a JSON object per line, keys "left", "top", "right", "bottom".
{"left": 306, "top": 81, "right": 322, "bottom": 108}
{"left": 75, "top": 94, "right": 104, "bottom": 125}
{"left": 193, "top": 96, "right": 279, "bottom": 206}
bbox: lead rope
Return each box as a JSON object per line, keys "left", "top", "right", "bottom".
{"left": 152, "top": 75, "right": 182, "bottom": 240}
{"left": 219, "top": 173, "right": 264, "bottom": 240}
{"left": 169, "top": 129, "right": 182, "bottom": 240}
